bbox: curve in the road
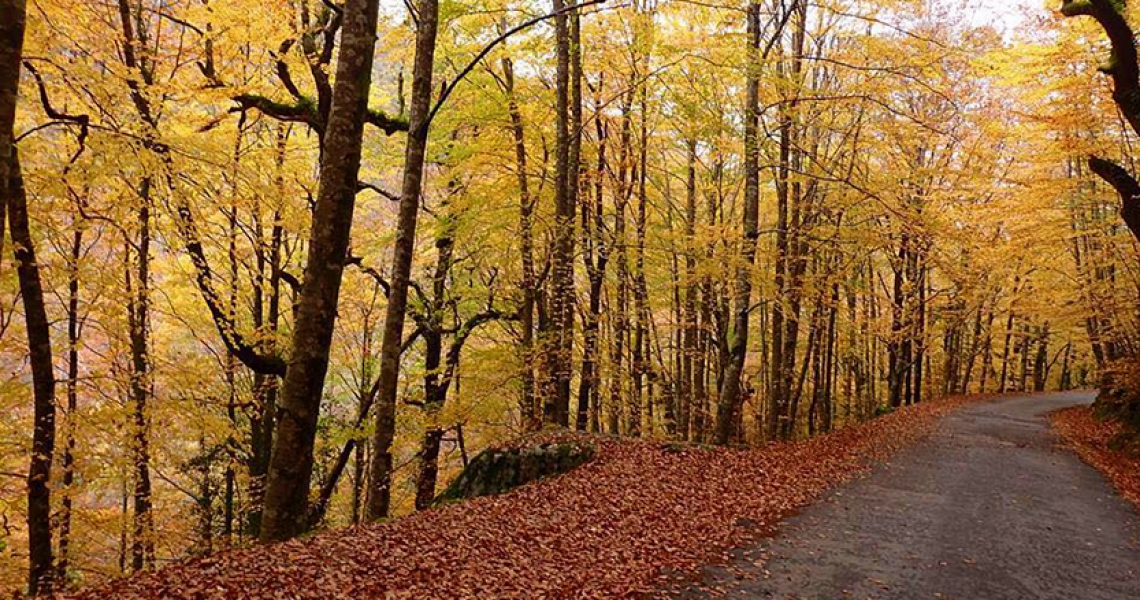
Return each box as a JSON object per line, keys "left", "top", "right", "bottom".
{"left": 672, "top": 391, "right": 1140, "bottom": 600}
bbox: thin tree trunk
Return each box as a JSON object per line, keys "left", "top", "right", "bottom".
{"left": 578, "top": 83, "right": 608, "bottom": 431}
{"left": 714, "top": 1, "right": 761, "bottom": 446}
{"left": 248, "top": 127, "right": 286, "bottom": 537}
{"left": 366, "top": 0, "right": 440, "bottom": 522}
{"left": 128, "top": 179, "right": 154, "bottom": 571}
{"left": 57, "top": 221, "right": 84, "bottom": 583}
{"left": 682, "top": 139, "right": 699, "bottom": 440}
{"left": 415, "top": 190, "right": 456, "bottom": 511}
{"left": 501, "top": 56, "right": 538, "bottom": 430}
{"left": 223, "top": 125, "right": 243, "bottom": 542}
{"left": 999, "top": 310, "right": 1016, "bottom": 393}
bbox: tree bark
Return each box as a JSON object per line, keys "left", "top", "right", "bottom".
{"left": 1062, "top": 2, "right": 1140, "bottom": 243}
{"left": 57, "top": 221, "right": 83, "bottom": 583}
{"left": 366, "top": 0, "right": 440, "bottom": 522}
{"left": 7, "top": 149, "right": 57, "bottom": 594}
{"left": 261, "top": 0, "right": 383, "bottom": 541}
{"left": 682, "top": 139, "right": 699, "bottom": 440}
{"left": 546, "top": 0, "right": 576, "bottom": 427}
{"left": 502, "top": 56, "right": 539, "bottom": 430}
{"left": 578, "top": 82, "right": 608, "bottom": 432}
{"left": 1, "top": 2, "right": 56, "bottom": 593}
{"left": 714, "top": 1, "right": 761, "bottom": 445}
{"left": 127, "top": 180, "right": 154, "bottom": 572}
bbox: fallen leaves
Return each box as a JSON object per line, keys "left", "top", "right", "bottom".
{"left": 1051, "top": 406, "right": 1140, "bottom": 511}
{"left": 61, "top": 397, "right": 977, "bottom": 600}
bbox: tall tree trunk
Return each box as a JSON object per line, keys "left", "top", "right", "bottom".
{"left": 546, "top": 0, "right": 577, "bottom": 427}
{"left": 7, "top": 150, "right": 57, "bottom": 594}
{"left": 578, "top": 82, "right": 608, "bottom": 432}
{"left": 2, "top": 4, "right": 56, "bottom": 594}
{"left": 247, "top": 130, "right": 285, "bottom": 536}
{"left": 681, "top": 139, "right": 699, "bottom": 440}
{"left": 501, "top": 56, "right": 538, "bottom": 430}
{"left": 262, "top": 0, "right": 384, "bottom": 541}
{"left": 223, "top": 125, "right": 243, "bottom": 542}
{"left": 630, "top": 88, "right": 650, "bottom": 437}
{"left": 128, "top": 180, "right": 154, "bottom": 571}
{"left": 366, "top": 0, "right": 440, "bottom": 522}
{"left": 414, "top": 189, "right": 456, "bottom": 511}
{"left": 57, "top": 222, "right": 83, "bottom": 583}
{"left": 714, "top": 1, "right": 761, "bottom": 446}
{"left": 609, "top": 194, "right": 629, "bottom": 435}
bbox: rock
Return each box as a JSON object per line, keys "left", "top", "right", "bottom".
{"left": 435, "top": 440, "right": 595, "bottom": 504}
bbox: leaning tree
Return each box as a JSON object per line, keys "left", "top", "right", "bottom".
{"left": 1062, "top": 0, "right": 1140, "bottom": 417}
{"left": 1061, "top": 0, "right": 1140, "bottom": 239}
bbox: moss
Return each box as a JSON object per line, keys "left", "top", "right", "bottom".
{"left": 366, "top": 108, "right": 410, "bottom": 135}
{"left": 1060, "top": 0, "right": 1095, "bottom": 17}
{"left": 296, "top": 94, "right": 317, "bottom": 113}
{"left": 1099, "top": 53, "right": 1120, "bottom": 74}
{"left": 435, "top": 441, "right": 594, "bottom": 505}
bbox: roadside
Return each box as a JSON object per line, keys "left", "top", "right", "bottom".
{"left": 1052, "top": 404, "right": 1140, "bottom": 511}
{"left": 61, "top": 397, "right": 976, "bottom": 599}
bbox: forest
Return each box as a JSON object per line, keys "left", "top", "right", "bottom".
{"left": 2, "top": 0, "right": 1140, "bottom": 596}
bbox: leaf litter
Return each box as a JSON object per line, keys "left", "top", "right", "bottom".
{"left": 1051, "top": 406, "right": 1140, "bottom": 511}
{"left": 62, "top": 396, "right": 979, "bottom": 600}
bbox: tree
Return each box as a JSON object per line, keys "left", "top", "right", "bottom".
{"left": 260, "top": 0, "right": 385, "bottom": 542}
{"left": 1060, "top": 0, "right": 1140, "bottom": 242}
{"left": 1, "top": 0, "right": 56, "bottom": 593}
{"left": 366, "top": 0, "right": 442, "bottom": 522}
{"left": 714, "top": 0, "right": 763, "bottom": 445}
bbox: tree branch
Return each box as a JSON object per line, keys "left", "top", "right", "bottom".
{"left": 1088, "top": 155, "right": 1140, "bottom": 240}
{"left": 232, "top": 93, "right": 408, "bottom": 135}
{"left": 173, "top": 202, "right": 288, "bottom": 377}
{"left": 1062, "top": 0, "right": 1140, "bottom": 136}
{"left": 357, "top": 181, "right": 400, "bottom": 201}
{"left": 422, "top": 0, "right": 607, "bottom": 134}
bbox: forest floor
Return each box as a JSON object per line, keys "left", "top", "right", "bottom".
{"left": 61, "top": 396, "right": 976, "bottom": 600}
{"left": 671, "top": 391, "right": 1140, "bottom": 600}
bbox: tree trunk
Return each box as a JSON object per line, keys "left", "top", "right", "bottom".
{"left": 366, "top": 0, "right": 440, "bottom": 522}
{"left": 128, "top": 181, "right": 154, "bottom": 571}
{"left": 546, "top": 0, "right": 576, "bottom": 427}
{"left": 262, "top": 0, "right": 384, "bottom": 541}
{"left": 2, "top": 4, "right": 56, "bottom": 594}
{"left": 57, "top": 221, "right": 83, "bottom": 583}
{"left": 501, "top": 56, "right": 538, "bottom": 430}
{"left": 415, "top": 189, "right": 456, "bottom": 511}
{"left": 714, "top": 1, "right": 761, "bottom": 446}
{"left": 578, "top": 83, "right": 608, "bottom": 431}
{"left": 248, "top": 127, "right": 286, "bottom": 538}
{"left": 682, "top": 139, "right": 699, "bottom": 440}
{"left": 7, "top": 149, "right": 58, "bottom": 594}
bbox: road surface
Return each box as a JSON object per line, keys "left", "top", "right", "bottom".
{"left": 672, "top": 391, "right": 1140, "bottom": 599}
